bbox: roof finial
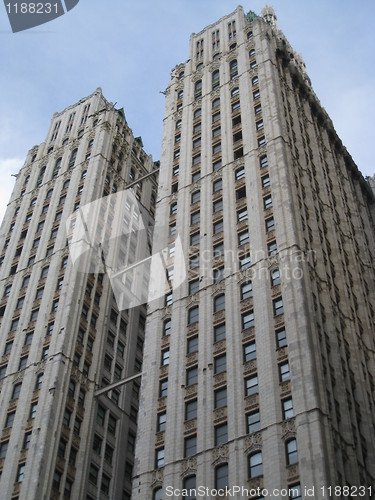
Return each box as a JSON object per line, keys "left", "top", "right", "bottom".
{"left": 261, "top": 5, "right": 277, "bottom": 28}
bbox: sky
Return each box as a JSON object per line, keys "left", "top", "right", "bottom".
{"left": 0, "top": 0, "right": 374, "bottom": 224}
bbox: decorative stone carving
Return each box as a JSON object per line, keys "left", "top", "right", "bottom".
{"left": 151, "top": 469, "right": 164, "bottom": 487}
{"left": 244, "top": 393, "right": 259, "bottom": 411}
{"left": 181, "top": 457, "right": 197, "bottom": 478}
{"left": 243, "top": 360, "right": 257, "bottom": 375}
{"left": 212, "top": 444, "right": 229, "bottom": 466}
{"left": 244, "top": 432, "right": 262, "bottom": 454}
{"left": 281, "top": 418, "right": 296, "bottom": 440}
{"left": 185, "top": 384, "right": 198, "bottom": 399}
{"left": 286, "top": 464, "right": 299, "bottom": 482}
{"left": 184, "top": 418, "right": 197, "bottom": 434}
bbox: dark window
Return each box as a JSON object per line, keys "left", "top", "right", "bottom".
{"left": 214, "top": 323, "right": 226, "bottom": 342}
{"left": 214, "top": 387, "right": 227, "bottom": 408}
{"left": 215, "top": 423, "right": 228, "bottom": 445}
{"left": 215, "top": 463, "right": 228, "bottom": 489}
{"left": 186, "top": 367, "right": 198, "bottom": 386}
{"left": 184, "top": 435, "right": 197, "bottom": 457}
{"left": 214, "top": 354, "right": 226, "bottom": 374}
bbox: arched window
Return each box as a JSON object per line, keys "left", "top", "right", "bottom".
{"left": 213, "top": 53, "right": 220, "bottom": 61}
{"left": 69, "top": 149, "right": 78, "bottom": 168}
{"left": 249, "top": 451, "right": 263, "bottom": 478}
{"left": 271, "top": 268, "right": 280, "bottom": 286}
{"left": 212, "top": 97, "right": 220, "bottom": 109}
{"left": 215, "top": 463, "right": 228, "bottom": 489}
{"left": 212, "top": 70, "right": 220, "bottom": 89}
{"left": 178, "top": 70, "right": 185, "bottom": 80}
{"left": 194, "top": 80, "right": 202, "bottom": 100}
{"left": 183, "top": 476, "right": 196, "bottom": 500}
{"left": 194, "top": 108, "right": 202, "bottom": 119}
{"left": 52, "top": 157, "right": 62, "bottom": 178}
{"left": 153, "top": 487, "right": 162, "bottom": 500}
{"left": 196, "top": 62, "right": 203, "bottom": 71}
{"left": 230, "top": 59, "right": 238, "bottom": 79}
{"left": 247, "top": 31, "right": 253, "bottom": 40}
{"left": 188, "top": 306, "right": 199, "bottom": 325}
{"left": 286, "top": 438, "right": 298, "bottom": 465}
{"left": 178, "top": 90, "right": 184, "bottom": 99}
{"left": 176, "top": 119, "right": 182, "bottom": 129}
{"left": 249, "top": 49, "right": 256, "bottom": 58}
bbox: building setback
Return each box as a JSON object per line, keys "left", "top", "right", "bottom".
{"left": 132, "top": 6, "right": 375, "bottom": 500}
{"left": 0, "top": 88, "right": 158, "bottom": 499}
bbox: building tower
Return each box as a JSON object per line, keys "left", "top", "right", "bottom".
{"left": 133, "top": 6, "right": 375, "bottom": 499}
{"left": 0, "top": 88, "right": 158, "bottom": 500}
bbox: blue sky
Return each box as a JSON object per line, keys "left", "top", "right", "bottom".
{"left": 1, "top": 0, "right": 374, "bottom": 223}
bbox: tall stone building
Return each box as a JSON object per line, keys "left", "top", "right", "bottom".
{"left": 133, "top": 6, "right": 375, "bottom": 499}
{"left": 0, "top": 88, "right": 158, "bottom": 499}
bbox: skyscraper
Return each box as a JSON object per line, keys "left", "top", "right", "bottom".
{"left": 133, "top": 6, "right": 375, "bottom": 499}
{"left": 0, "top": 88, "right": 158, "bottom": 499}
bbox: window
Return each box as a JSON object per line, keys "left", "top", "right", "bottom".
{"left": 213, "top": 199, "right": 223, "bottom": 212}
{"left": 266, "top": 217, "right": 275, "bottom": 232}
{"left": 286, "top": 438, "right": 298, "bottom": 465}
{"left": 176, "top": 119, "right": 182, "bottom": 130}
{"left": 237, "top": 208, "right": 248, "bottom": 222}
{"left": 22, "top": 275, "right": 31, "bottom": 287}
{"left": 214, "top": 294, "right": 225, "bottom": 313}
{"left": 231, "top": 86, "right": 240, "bottom": 98}
{"left": 213, "top": 220, "right": 223, "bottom": 234}
{"left": 279, "top": 362, "right": 290, "bottom": 382}
{"left": 4, "top": 341, "right": 13, "bottom": 355}
{"left": 247, "top": 410, "right": 260, "bottom": 433}
{"left": 191, "top": 211, "right": 200, "bottom": 225}
{"left": 22, "top": 432, "right": 32, "bottom": 450}
{"left": 186, "top": 366, "right": 198, "bottom": 386}
{"left": 194, "top": 80, "right": 202, "bottom": 99}
{"left": 155, "top": 448, "right": 164, "bottom": 468}
{"left": 157, "top": 412, "right": 166, "bottom": 432}
{"left": 241, "top": 281, "right": 253, "bottom": 300}
{"left": 165, "top": 292, "right": 173, "bottom": 306}
{"left": 212, "top": 70, "right": 220, "bottom": 89}
{"left": 282, "top": 398, "right": 294, "bottom": 420}
{"left": 289, "top": 484, "right": 302, "bottom": 500}
{"left": 276, "top": 328, "right": 287, "bottom": 349}
{"left": 174, "top": 149, "right": 180, "bottom": 160}
{"left": 213, "top": 242, "right": 224, "bottom": 257}
{"left": 258, "top": 136, "right": 266, "bottom": 147}
{"left": 249, "top": 451, "right": 263, "bottom": 478}
{"left": 161, "top": 349, "right": 170, "bottom": 366}
{"left": 215, "top": 463, "right": 228, "bottom": 489}
{"left": 185, "top": 399, "right": 198, "bottom": 421}
{"left": 214, "top": 354, "right": 226, "bottom": 374}
{"left": 163, "top": 319, "right": 171, "bottom": 336}
{"left": 12, "top": 382, "right": 22, "bottom": 399}
{"left": 215, "top": 423, "right": 228, "bottom": 445}
{"left": 212, "top": 111, "right": 220, "bottom": 123}
{"left": 235, "top": 166, "right": 245, "bottom": 180}
{"left": 153, "top": 488, "right": 163, "bottom": 500}
{"left": 159, "top": 379, "right": 168, "bottom": 398}
{"left": 29, "top": 402, "right": 38, "bottom": 419}
{"left": 212, "top": 179, "right": 223, "bottom": 193}
{"left": 69, "top": 148, "right": 78, "bottom": 168}
{"left": 18, "top": 356, "right": 28, "bottom": 371}
{"left": 212, "top": 143, "right": 221, "bottom": 155}
{"left": 239, "top": 253, "right": 251, "bottom": 270}
{"left": 236, "top": 186, "right": 246, "bottom": 200}
{"left": 245, "top": 375, "right": 258, "bottom": 396}
{"left": 253, "top": 89, "right": 260, "bottom": 100}
{"left": 16, "top": 297, "right": 25, "bottom": 309}
{"left": 17, "top": 463, "right": 26, "bottom": 483}
{"left": 213, "top": 267, "right": 224, "bottom": 283}
{"left": 214, "top": 323, "right": 226, "bottom": 342}
{"left": 188, "top": 279, "right": 199, "bottom": 296}
{"left": 191, "top": 191, "right": 200, "bottom": 204}
{"left": 263, "top": 195, "right": 272, "bottom": 210}
{"left": 213, "top": 159, "right": 222, "bottom": 171}
{"left": 261, "top": 174, "right": 270, "bottom": 187}
{"left": 238, "top": 230, "right": 250, "bottom": 245}
{"left": 187, "top": 306, "right": 200, "bottom": 326}
{"left": 254, "top": 103, "right": 262, "bottom": 115}
{"left": 212, "top": 97, "right": 220, "bottom": 109}
{"left": 108, "top": 414, "right": 117, "bottom": 435}
{"left": 184, "top": 435, "right": 197, "bottom": 457}
{"left": 192, "top": 137, "right": 201, "bottom": 149}
{"left": 193, "top": 108, "right": 201, "bottom": 119}
{"left": 190, "top": 232, "right": 200, "bottom": 247}
{"left": 0, "top": 441, "right": 8, "bottom": 459}
{"left": 244, "top": 342, "right": 256, "bottom": 362}
{"left": 6, "top": 411, "right": 16, "bottom": 428}
{"left": 183, "top": 476, "right": 196, "bottom": 500}
{"left": 92, "top": 434, "right": 102, "bottom": 454}
{"left": 170, "top": 202, "right": 177, "bottom": 215}
{"left": 232, "top": 101, "right": 240, "bottom": 112}
{"left": 268, "top": 241, "right": 277, "bottom": 256}
{"left": 192, "top": 169, "right": 201, "bottom": 181}
{"left": 273, "top": 297, "right": 284, "bottom": 316}
{"left": 0, "top": 365, "right": 7, "bottom": 379}
{"left": 187, "top": 336, "right": 198, "bottom": 354}
{"left": 214, "top": 387, "right": 227, "bottom": 408}
{"left": 230, "top": 59, "right": 238, "bottom": 79}
{"left": 89, "top": 464, "right": 99, "bottom": 485}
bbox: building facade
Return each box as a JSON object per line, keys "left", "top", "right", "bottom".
{"left": 0, "top": 88, "right": 158, "bottom": 499}
{"left": 133, "top": 6, "right": 375, "bottom": 500}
